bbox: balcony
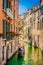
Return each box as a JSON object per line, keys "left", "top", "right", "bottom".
{"left": 6, "top": 8, "right": 13, "bottom": 19}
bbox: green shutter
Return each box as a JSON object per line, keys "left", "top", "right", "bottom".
{"left": 2, "top": 0, "right": 4, "bottom": 9}
{"left": 28, "top": 28, "right": 30, "bottom": 34}
{"left": 3, "top": 20, "right": 6, "bottom": 39}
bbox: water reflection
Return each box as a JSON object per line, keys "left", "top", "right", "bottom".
{"left": 17, "top": 57, "right": 24, "bottom": 65}
{"left": 6, "top": 42, "right": 43, "bottom": 65}
{"left": 42, "top": 51, "right": 43, "bottom": 59}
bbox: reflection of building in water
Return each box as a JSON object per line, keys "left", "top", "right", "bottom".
{"left": 32, "top": 47, "right": 42, "bottom": 63}
{"left": 24, "top": 43, "right": 29, "bottom": 64}
{"left": 42, "top": 51, "right": 43, "bottom": 59}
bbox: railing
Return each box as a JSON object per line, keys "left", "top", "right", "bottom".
{"left": 2, "top": 39, "right": 6, "bottom": 46}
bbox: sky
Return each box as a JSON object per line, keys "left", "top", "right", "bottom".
{"left": 19, "top": 0, "right": 40, "bottom": 14}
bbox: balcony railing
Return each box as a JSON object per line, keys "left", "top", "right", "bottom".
{"left": 6, "top": 8, "right": 13, "bottom": 19}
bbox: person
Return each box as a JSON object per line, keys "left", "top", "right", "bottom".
{"left": 18, "top": 43, "right": 22, "bottom": 57}
{"left": 18, "top": 43, "right": 21, "bottom": 49}
{"left": 34, "top": 41, "right": 37, "bottom": 48}
{"left": 18, "top": 44, "right": 25, "bottom": 57}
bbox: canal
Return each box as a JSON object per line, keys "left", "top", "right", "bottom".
{"left": 6, "top": 41, "right": 43, "bottom": 65}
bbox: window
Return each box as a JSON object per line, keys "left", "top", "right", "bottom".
{"left": 9, "top": 1, "right": 10, "bottom": 8}
{"left": 14, "top": 26, "right": 15, "bottom": 32}
{"left": 37, "top": 21, "right": 40, "bottom": 30}
{"left": 14, "top": 10, "right": 17, "bottom": 19}
{"left": 6, "top": 22, "right": 10, "bottom": 39}
{"left": 34, "top": 22, "right": 35, "bottom": 29}
{"left": 30, "top": 18, "right": 32, "bottom": 23}
{"left": 34, "top": 14, "right": 36, "bottom": 21}
{"left": 14, "top": 0, "right": 16, "bottom": 5}
{"left": 28, "top": 28, "right": 30, "bottom": 34}
{"left": 38, "top": 36, "right": 39, "bottom": 44}
{"left": 14, "top": 10, "right": 15, "bottom": 19}
{"left": 16, "top": 27, "right": 18, "bottom": 33}
{"left": 3, "top": 20, "right": 6, "bottom": 39}
{"left": 2, "top": 0, "right": 10, "bottom": 9}
{"left": 41, "top": 6, "right": 43, "bottom": 15}
{"left": 40, "top": 18, "right": 43, "bottom": 30}
{"left": 2, "top": 46, "right": 5, "bottom": 61}
{"left": 3, "top": 20, "right": 10, "bottom": 39}
{"left": 2, "top": 0, "right": 5, "bottom": 9}
{"left": 38, "top": 18, "right": 43, "bottom": 30}
{"left": 38, "top": 10, "right": 41, "bottom": 17}
{"left": 6, "top": 22, "right": 10, "bottom": 33}
{"left": 6, "top": 0, "right": 10, "bottom": 8}
{"left": 6, "top": 0, "right": 8, "bottom": 8}
{"left": 11, "top": 43, "right": 12, "bottom": 53}
{"left": 15, "top": 11, "right": 17, "bottom": 19}
{"left": 40, "top": 19, "right": 42, "bottom": 30}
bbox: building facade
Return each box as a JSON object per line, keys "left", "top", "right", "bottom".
{"left": 31, "top": 0, "right": 43, "bottom": 50}
{"left": 18, "top": 0, "right": 43, "bottom": 51}
{"left": 0, "top": 0, "right": 19, "bottom": 65}
{"left": 24, "top": 0, "right": 43, "bottom": 50}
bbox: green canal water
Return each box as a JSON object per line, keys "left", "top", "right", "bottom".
{"left": 6, "top": 42, "right": 43, "bottom": 65}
